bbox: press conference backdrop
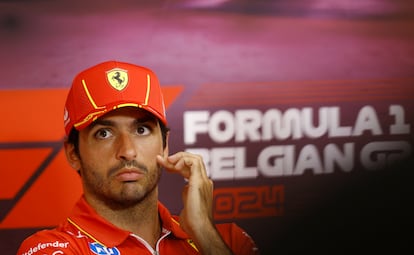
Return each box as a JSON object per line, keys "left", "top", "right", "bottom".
{"left": 1, "top": 1, "right": 414, "bottom": 254}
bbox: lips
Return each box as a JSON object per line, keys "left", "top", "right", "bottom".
{"left": 115, "top": 170, "right": 144, "bottom": 182}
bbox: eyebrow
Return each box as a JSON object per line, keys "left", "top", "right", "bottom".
{"left": 90, "top": 119, "right": 115, "bottom": 128}
{"left": 90, "top": 115, "right": 157, "bottom": 129}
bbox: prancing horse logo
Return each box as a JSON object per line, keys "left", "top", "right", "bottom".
{"left": 106, "top": 68, "right": 128, "bottom": 91}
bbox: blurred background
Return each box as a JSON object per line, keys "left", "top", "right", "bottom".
{"left": 1, "top": 0, "right": 414, "bottom": 254}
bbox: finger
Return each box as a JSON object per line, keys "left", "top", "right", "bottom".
{"left": 173, "top": 152, "right": 208, "bottom": 179}
{"left": 156, "top": 153, "right": 192, "bottom": 178}
{"left": 156, "top": 154, "right": 179, "bottom": 172}
{"left": 175, "top": 152, "right": 208, "bottom": 180}
{"left": 157, "top": 152, "right": 208, "bottom": 180}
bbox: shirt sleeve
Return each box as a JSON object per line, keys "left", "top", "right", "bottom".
{"left": 17, "top": 229, "right": 89, "bottom": 255}
{"left": 216, "top": 223, "right": 260, "bottom": 255}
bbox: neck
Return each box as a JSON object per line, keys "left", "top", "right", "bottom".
{"left": 86, "top": 189, "right": 162, "bottom": 248}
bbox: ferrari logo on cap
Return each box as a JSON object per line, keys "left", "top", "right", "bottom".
{"left": 107, "top": 68, "right": 128, "bottom": 91}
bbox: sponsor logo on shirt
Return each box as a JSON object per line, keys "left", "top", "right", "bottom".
{"left": 21, "top": 241, "right": 69, "bottom": 255}
{"left": 89, "top": 242, "right": 120, "bottom": 255}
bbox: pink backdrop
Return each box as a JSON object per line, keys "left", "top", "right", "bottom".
{"left": 1, "top": 1, "right": 414, "bottom": 254}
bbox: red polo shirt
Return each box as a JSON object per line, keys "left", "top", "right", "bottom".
{"left": 18, "top": 196, "right": 259, "bottom": 255}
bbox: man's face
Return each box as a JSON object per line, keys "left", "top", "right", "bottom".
{"left": 71, "top": 107, "right": 168, "bottom": 207}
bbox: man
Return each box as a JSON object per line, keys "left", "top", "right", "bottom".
{"left": 17, "top": 61, "right": 259, "bottom": 255}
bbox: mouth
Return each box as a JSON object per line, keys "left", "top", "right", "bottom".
{"left": 110, "top": 161, "right": 148, "bottom": 182}
{"left": 115, "top": 169, "right": 145, "bottom": 182}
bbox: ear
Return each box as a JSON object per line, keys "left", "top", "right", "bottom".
{"left": 64, "top": 140, "right": 81, "bottom": 171}
{"left": 163, "top": 131, "right": 170, "bottom": 158}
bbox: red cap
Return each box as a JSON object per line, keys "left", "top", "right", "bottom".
{"left": 63, "top": 61, "right": 167, "bottom": 135}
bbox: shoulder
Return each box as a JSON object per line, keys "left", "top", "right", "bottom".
{"left": 216, "top": 223, "right": 260, "bottom": 255}
{"left": 17, "top": 228, "right": 88, "bottom": 255}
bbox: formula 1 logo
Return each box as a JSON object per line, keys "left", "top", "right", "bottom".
{"left": 0, "top": 87, "right": 183, "bottom": 229}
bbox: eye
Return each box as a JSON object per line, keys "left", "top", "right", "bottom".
{"left": 95, "top": 128, "right": 113, "bottom": 139}
{"left": 136, "top": 125, "right": 151, "bottom": 136}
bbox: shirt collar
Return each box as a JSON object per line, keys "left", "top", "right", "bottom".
{"left": 67, "top": 196, "right": 188, "bottom": 247}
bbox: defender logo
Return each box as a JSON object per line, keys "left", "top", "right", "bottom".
{"left": 107, "top": 68, "right": 128, "bottom": 91}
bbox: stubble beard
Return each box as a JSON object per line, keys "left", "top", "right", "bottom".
{"left": 81, "top": 161, "right": 163, "bottom": 210}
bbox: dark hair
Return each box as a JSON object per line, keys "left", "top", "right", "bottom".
{"left": 67, "top": 120, "right": 170, "bottom": 157}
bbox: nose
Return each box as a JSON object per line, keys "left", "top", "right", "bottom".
{"left": 116, "top": 133, "right": 137, "bottom": 161}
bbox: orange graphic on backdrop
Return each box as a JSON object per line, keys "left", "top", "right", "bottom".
{"left": 0, "top": 87, "right": 183, "bottom": 229}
